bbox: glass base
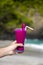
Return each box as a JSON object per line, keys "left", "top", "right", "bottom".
{"left": 16, "top": 50, "right": 24, "bottom": 53}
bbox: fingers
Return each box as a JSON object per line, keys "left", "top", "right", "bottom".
{"left": 8, "top": 50, "right": 16, "bottom": 55}
{"left": 16, "top": 44, "right": 23, "bottom": 47}
{"left": 12, "top": 40, "right": 23, "bottom": 47}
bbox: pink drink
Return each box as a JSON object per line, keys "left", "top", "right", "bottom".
{"left": 15, "top": 24, "right": 26, "bottom": 52}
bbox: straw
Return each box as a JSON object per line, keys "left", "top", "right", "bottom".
{"left": 25, "top": 26, "right": 34, "bottom": 30}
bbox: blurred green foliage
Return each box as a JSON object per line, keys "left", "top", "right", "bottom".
{"left": 0, "top": 0, "right": 43, "bottom": 33}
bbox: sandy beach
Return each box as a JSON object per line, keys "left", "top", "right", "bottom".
{"left": 0, "top": 40, "right": 43, "bottom": 65}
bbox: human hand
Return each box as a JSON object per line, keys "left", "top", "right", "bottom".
{"left": 6, "top": 41, "right": 23, "bottom": 55}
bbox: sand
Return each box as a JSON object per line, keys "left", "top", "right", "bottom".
{"left": 0, "top": 40, "right": 43, "bottom": 65}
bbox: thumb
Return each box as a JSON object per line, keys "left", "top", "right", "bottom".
{"left": 12, "top": 40, "right": 17, "bottom": 44}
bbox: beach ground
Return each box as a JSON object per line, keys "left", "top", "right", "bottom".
{"left": 0, "top": 40, "right": 43, "bottom": 65}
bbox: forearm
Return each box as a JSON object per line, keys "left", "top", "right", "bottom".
{"left": 0, "top": 46, "right": 10, "bottom": 58}
{"left": 0, "top": 44, "right": 15, "bottom": 58}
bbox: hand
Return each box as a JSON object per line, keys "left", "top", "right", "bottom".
{"left": 7, "top": 41, "right": 23, "bottom": 55}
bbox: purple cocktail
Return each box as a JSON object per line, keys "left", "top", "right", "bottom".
{"left": 15, "top": 24, "right": 26, "bottom": 52}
